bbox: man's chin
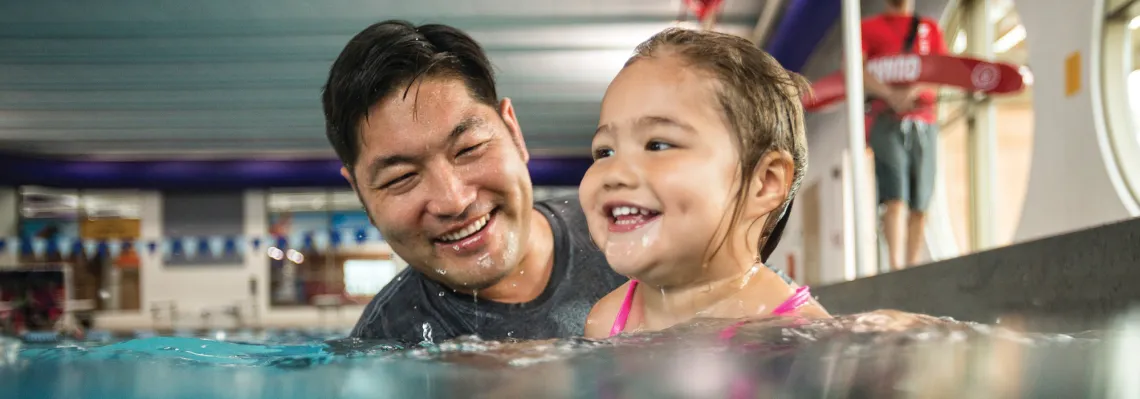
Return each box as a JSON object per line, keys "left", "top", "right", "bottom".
{"left": 433, "top": 267, "right": 514, "bottom": 292}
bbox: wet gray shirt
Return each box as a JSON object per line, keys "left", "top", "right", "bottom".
{"left": 349, "top": 196, "right": 627, "bottom": 345}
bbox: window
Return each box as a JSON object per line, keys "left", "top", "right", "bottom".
{"left": 265, "top": 189, "right": 385, "bottom": 307}
{"left": 936, "top": 0, "right": 1034, "bottom": 257}
{"left": 16, "top": 187, "right": 144, "bottom": 311}
{"left": 343, "top": 259, "right": 399, "bottom": 297}
{"left": 1101, "top": 0, "right": 1140, "bottom": 205}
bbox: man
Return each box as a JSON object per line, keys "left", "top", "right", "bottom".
{"left": 861, "top": 0, "right": 949, "bottom": 270}
{"left": 321, "top": 20, "right": 626, "bottom": 344}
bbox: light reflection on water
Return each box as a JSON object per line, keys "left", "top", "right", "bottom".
{"left": 0, "top": 309, "right": 1131, "bottom": 399}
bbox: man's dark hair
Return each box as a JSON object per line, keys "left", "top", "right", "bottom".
{"left": 321, "top": 20, "right": 498, "bottom": 173}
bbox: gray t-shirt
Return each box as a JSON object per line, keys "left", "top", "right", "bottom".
{"left": 348, "top": 196, "right": 626, "bottom": 345}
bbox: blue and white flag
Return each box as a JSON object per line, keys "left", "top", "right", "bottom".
{"left": 182, "top": 237, "right": 199, "bottom": 259}
{"left": 31, "top": 238, "right": 47, "bottom": 259}
{"left": 207, "top": 236, "right": 226, "bottom": 258}
{"left": 107, "top": 239, "right": 123, "bottom": 259}
{"left": 57, "top": 238, "right": 73, "bottom": 259}
{"left": 83, "top": 240, "right": 99, "bottom": 258}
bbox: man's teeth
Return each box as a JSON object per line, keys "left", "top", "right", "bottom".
{"left": 439, "top": 214, "right": 491, "bottom": 242}
{"left": 610, "top": 206, "right": 655, "bottom": 218}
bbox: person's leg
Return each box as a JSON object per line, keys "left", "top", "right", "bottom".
{"left": 906, "top": 121, "right": 939, "bottom": 267}
{"left": 868, "top": 115, "right": 910, "bottom": 271}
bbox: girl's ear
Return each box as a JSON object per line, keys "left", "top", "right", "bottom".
{"left": 741, "top": 150, "right": 795, "bottom": 222}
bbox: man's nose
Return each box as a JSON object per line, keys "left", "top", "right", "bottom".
{"left": 425, "top": 165, "right": 476, "bottom": 217}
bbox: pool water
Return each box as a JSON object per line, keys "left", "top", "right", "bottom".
{"left": 1, "top": 310, "right": 1131, "bottom": 399}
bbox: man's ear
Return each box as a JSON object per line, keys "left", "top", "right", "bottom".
{"left": 340, "top": 166, "right": 357, "bottom": 191}
{"left": 742, "top": 150, "right": 795, "bottom": 221}
{"left": 498, "top": 97, "right": 529, "bottom": 163}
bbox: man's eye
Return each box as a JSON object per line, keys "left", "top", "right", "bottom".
{"left": 592, "top": 148, "right": 614, "bottom": 160}
{"left": 379, "top": 173, "right": 414, "bottom": 189}
{"left": 646, "top": 140, "right": 674, "bottom": 151}
{"left": 457, "top": 142, "right": 488, "bottom": 158}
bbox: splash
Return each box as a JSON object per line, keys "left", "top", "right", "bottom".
{"left": 421, "top": 323, "right": 434, "bottom": 346}
{"left": 738, "top": 264, "right": 761, "bottom": 289}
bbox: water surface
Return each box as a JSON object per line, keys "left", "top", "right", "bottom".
{"left": 1, "top": 310, "right": 1122, "bottom": 399}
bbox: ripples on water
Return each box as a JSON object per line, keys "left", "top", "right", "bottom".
{"left": 0, "top": 310, "right": 1125, "bottom": 399}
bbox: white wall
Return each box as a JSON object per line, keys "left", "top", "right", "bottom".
{"left": 1012, "top": 0, "right": 1139, "bottom": 242}
{"left": 0, "top": 187, "right": 16, "bottom": 267}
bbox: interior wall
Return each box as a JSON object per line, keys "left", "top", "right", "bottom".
{"left": 96, "top": 190, "right": 365, "bottom": 331}
{"left": 779, "top": 0, "right": 1139, "bottom": 285}
{"left": 1012, "top": 0, "right": 1139, "bottom": 241}
{"left": 0, "top": 187, "right": 16, "bottom": 266}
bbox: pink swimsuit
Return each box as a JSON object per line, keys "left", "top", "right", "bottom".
{"left": 608, "top": 280, "right": 813, "bottom": 338}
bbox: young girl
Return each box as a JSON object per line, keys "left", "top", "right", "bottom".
{"left": 581, "top": 28, "right": 830, "bottom": 339}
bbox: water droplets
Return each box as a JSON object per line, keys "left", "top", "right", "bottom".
{"left": 477, "top": 253, "right": 492, "bottom": 269}
{"left": 507, "top": 331, "right": 514, "bottom": 338}
{"left": 420, "top": 323, "right": 434, "bottom": 345}
{"left": 435, "top": 269, "right": 448, "bottom": 275}
{"left": 739, "top": 264, "right": 761, "bottom": 289}
{"left": 438, "top": 291, "right": 445, "bottom": 297}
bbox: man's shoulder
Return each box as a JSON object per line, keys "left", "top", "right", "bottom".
{"left": 535, "top": 194, "right": 622, "bottom": 274}
{"left": 534, "top": 195, "right": 593, "bottom": 238}
{"left": 350, "top": 267, "right": 428, "bottom": 339}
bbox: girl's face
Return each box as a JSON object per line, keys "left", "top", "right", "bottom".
{"left": 579, "top": 54, "right": 743, "bottom": 286}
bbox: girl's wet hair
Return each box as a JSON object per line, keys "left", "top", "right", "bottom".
{"left": 624, "top": 27, "right": 811, "bottom": 262}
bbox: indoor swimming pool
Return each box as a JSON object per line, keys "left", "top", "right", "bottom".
{"left": 3, "top": 309, "right": 1135, "bottom": 399}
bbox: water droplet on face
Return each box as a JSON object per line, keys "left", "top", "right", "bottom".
{"left": 438, "top": 291, "right": 445, "bottom": 297}
{"left": 435, "top": 269, "right": 447, "bottom": 275}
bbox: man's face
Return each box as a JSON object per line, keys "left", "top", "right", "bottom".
{"left": 343, "top": 78, "right": 534, "bottom": 291}
{"left": 886, "top": 0, "right": 912, "bottom": 10}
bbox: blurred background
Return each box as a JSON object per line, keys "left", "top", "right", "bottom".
{"left": 0, "top": 0, "right": 1136, "bottom": 335}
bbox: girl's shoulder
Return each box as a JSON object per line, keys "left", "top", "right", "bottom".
{"left": 584, "top": 281, "right": 635, "bottom": 339}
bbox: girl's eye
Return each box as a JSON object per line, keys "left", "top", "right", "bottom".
{"left": 593, "top": 147, "right": 614, "bottom": 160}
{"left": 646, "top": 140, "right": 674, "bottom": 151}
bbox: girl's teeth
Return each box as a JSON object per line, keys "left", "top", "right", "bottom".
{"left": 611, "top": 206, "right": 656, "bottom": 218}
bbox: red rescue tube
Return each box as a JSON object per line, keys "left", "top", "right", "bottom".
{"left": 802, "top": 54, "right": 1027, "bottom": 112}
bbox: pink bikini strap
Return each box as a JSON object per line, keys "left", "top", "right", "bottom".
{"left": 608, "top": 279, "right": 639, "bottom": 337}
{"left": 609, "top": 282, "right": 811, "bottom": 339}
{"left": 719, "top": 285, "right": 812, "bottom": 341}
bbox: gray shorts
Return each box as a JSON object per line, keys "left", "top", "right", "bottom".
{"left": 868, "top": 115, "right": 938, "bottom": 212}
